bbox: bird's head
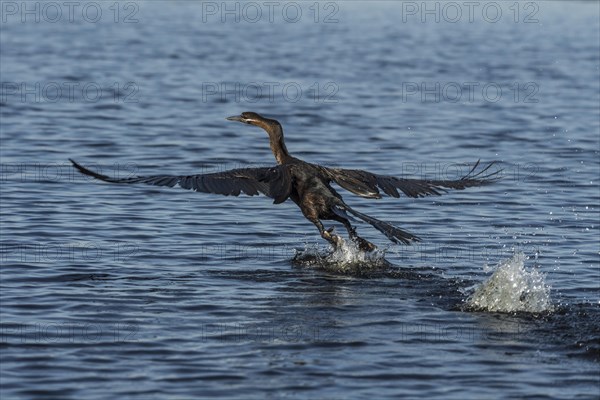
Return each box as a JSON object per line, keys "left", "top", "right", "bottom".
{"left": 226, "top": 112, "right": 288, "bottom": 162}
{"left": 226, "top": 112, "right": 265, "bottom": 125}
{"left": 226, "top": 112, "right": 283, "bottom": 138}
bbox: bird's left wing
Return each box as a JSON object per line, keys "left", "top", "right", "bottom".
{"left": 321, "top": 160, "right": 501, "bottom": 199}
{"left": 70, "top": 159, "right": 292, "bottom": 201}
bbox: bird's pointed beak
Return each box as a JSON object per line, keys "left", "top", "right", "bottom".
{"left": 226, "top": 115, "right": 244, "bottom": 122}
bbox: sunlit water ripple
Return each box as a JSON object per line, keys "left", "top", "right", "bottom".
{"left": 1, "top": 2, "right": 599, "bottom": 399}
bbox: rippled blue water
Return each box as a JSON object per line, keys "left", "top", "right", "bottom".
{"left": 1, "top": 1, "right": 599, "bottom": 398}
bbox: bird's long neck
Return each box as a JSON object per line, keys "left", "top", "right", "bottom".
{"left": 270, "top": 134, "right": 290, "bottom": 164}
{"left": 261, "top": 122, "right": 290, "bottom": 164}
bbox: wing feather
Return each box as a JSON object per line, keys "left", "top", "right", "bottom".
{"left": 322, "top": 160, "right": 501, "bottom": 199}
{"left": 70, "top": 159, "right": 291, "bottom": 201}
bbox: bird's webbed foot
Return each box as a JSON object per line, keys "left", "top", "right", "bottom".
{"left": 323, "top": 227, "right": 343, "bottom": 248}
{"left": 343, "top": 223, "right": 376, "bottom": 252}
{"left": 353, "top": 236, "right": 377, "bottom": 252}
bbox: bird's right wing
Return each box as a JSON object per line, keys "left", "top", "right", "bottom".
{"left": 70, "top": 159, "right": 293, "bottom": 202}
{"left": 321, "top": 160, "right": 501, "bottom": 199}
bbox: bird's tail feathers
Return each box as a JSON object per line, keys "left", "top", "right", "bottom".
{"left": 335, "top": 205, "right": 421, "bottom": 245}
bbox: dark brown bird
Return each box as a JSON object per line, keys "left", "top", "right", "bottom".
{"left": 70, "top": 112, "right": 500, "bottom": 251}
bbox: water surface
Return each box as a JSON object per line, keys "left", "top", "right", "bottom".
{"left": 1, "top": 1, "right": 599, "bottom": 399}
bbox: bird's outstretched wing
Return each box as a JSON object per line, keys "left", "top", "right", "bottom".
{"left": 70, "top": 159, "right": 292, "bottom": 201}
{"left": 322, "top": 160, "right": 501, "bottom": 199}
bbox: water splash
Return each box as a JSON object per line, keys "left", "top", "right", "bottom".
{"left": 466, "top": 252, "right": 553, "bottom": 313}
{"left": 292, "top": 236, "right": 391, "bottom": 274}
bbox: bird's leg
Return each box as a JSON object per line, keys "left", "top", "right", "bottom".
{"left": 313, "top": 219, "right": 341, "bottom": 248}
{"left": 333, "top": 216, "right": 377, "bottom": 252}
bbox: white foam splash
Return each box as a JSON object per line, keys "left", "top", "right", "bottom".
{"left": 466, "top": 252, "right": 553, "bottom": 313}
{"left": 293, "top": 236, "right": 390, "bottom": 273}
